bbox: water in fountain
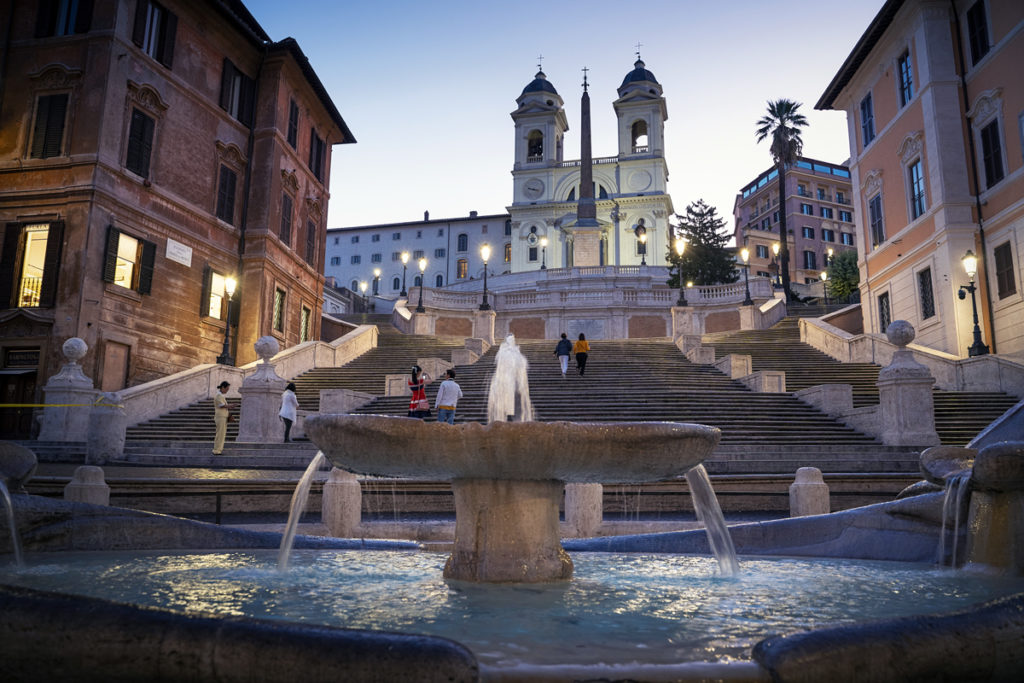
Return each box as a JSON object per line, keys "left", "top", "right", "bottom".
{"left": 937, "top": 470, "right": 971, "bottom": 568}
{"left": 0, "top": 480, "right": 23, "bottom": 567}
{"left": 685, "top": 464, "right": 739, "bottom": 575}
{"left": 277, "top": 450, "right": 326, "bottom": 571}
{"left": 487, "top": 334, "right": 533, "bottom": 423}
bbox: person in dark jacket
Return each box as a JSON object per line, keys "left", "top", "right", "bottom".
{"left": 554, "top": 333, "right": 572, "bottom": 378}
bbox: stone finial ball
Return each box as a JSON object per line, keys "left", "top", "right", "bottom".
{"left": 886, "top": 320, "right": 915, "bottom": 347}
{"left": 253, "top": 336, "right": 280, "bottom": 361}
{"left": 62, "top": 337, "right": 88, "bottom": 362}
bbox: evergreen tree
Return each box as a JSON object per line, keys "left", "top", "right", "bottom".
{"left": 825, "top": 248, "right": 859, "bottom": 301}
{"left": 666, "top": 200, "right": 738, "bottom": 287}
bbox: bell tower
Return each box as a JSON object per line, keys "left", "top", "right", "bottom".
{"left": 613, "top": 55, "right": 667, "bottom": 158}
{"left": 510, "top": 69, "right": 568, "bottom": 180}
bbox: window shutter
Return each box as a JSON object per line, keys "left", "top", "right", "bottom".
{"left": 35, "top": 1, "right": 55, "bottom": 37}
{"left": 138, "top": 239, "right": 156, "bottom": 295}
{"left": 157, "top": 10, "right": 176, "bottom": 68}
{"left": 132, "top": 0, "right": 148, "bottom": 47}
{"left": 200, "top": 265, "right": 212, "bottom": 317}
{"left": 219, "top": 59, "right": 234, "bottom": 111}
{"left": 32, "top": 94, "right": 68, "bottom": 159}
{"left": 126, "top": 109, "right": 154, "bottom": 177}
{"left": 102, "top": 225, "right": 120, "bottom": 283}
{"left": 280, "top": 194, "right": 292, "bottom": 244}
{"left": 38, "top": 221, "right": 64, "bottom": 308}
{"left": 239, "top": 74, "right": 256, "bottom": 127}
{"left": 75, "top": 0, "right": 94, "bottom": 33}
{"left": 0, "top": 224, "right": 21, "bottom": 308}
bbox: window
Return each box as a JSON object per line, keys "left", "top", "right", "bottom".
{"left": 35, "top": 0, "right": 93, "bottom": 36}
{"left": 527, "top": 130, "right": 543, "bottom": 160}
{"left": 305, "top": 220, "right": 316, "bottom": 265}
{"left": 823, "top": 229, "right": 835, "bottom": 243}
{"left": 413, "top": 250, "right": 424, "bottom": 259}
{"left": 907, "top": 159, "right": 926, "bottom": 219}
{"left": 756, "top": 245, "right": 769, "bottom": 259}
{"left": 125, "top": 108, "right": 155, "bottom": 178}
{"left": 837, "top": 191, "right": 846, "bottom": 204}
{"left": 131, "top": 0, "right": 176, "bottom": 68}
{"left": 860, "top": 93, "right": 875, "bottom": 146}
{"left": 898, "top": 50, "right": 914, "bottom": 106}
{"left": 529, "top": 247, "right": 538, "bottom": 262}
{"left": 329, "top": 256, "right": 340, "bottom": 266}
{"left": 0, "top": 222, "right": 63, "bottom": 309}
{"left": 841, "top": 232, "right": 854, "bottom": 246}
{"left": 334, "top": 237, "right": 338, "bottom": 245}
{"left": 350, "top": 255, "right": 360, "bottom": 264}
{"left": 435, "top": 274, "right": 444, "bottom": 287}
{"left": 280, "top": 193, "right": 293, "bottom": 245}
{"left": 800, "top": 203, "right": 813, "bottom": 215}
{"left": 413, "top": 275, "right": 422, "bottom": 286}
{"left": 392, "top": 252, "right": 401, "bottom": 261}
{"left": 504, "top": 243, "right": 511, "bottom": 262}
{"left": 505, "top": 220, "right": 512, "bottom": 236}
{"left": 839, "top": 210, "right": 852, "bottom": 222}
{"left": 456, "top": 258, "right": 468, "bottom": 279}
{"left": 392, "top": 232, "right": 401, "bottom": 240}
{"left": 773, "top": 211, "right": 779, "bottom": 223}
{"left": 273, "top": 288, "right": 285, "bottom": 332}
{"left": 351, "top": 236, "right": 359, "bottom": 243}
{"left": 434, "top": 248, "right": 446, "bottom": 258}
{"left": 994, "top": 242, "right": 1017, "bottom": 299}
{"left": 878, "top": 292, "right": 891, "bottom": 332}
{"left": 980, "top": 120, "right": 1005, "bottom": 189}
{"left": 917, "top": 268, "right": 935, "bottom": 320}
{"left": 29, "top": 94, "right": 68, "bottom": 158}
{"left": 966, "top": 1, "right": 990, "bottom": 66}
{"left": 802, "top": 227, "right": 815, "bottom": 239}
{"left": 803, "top": 251, "right": 816, "bottom": 270}
{"left": 820, "top": 207, "right": 833, "bottom": 219}
{"left": 215, "top": 165, "right": 237, "bottom": 224}
{"left": 102, "top": 226, "right": 155, "bottom": 295}
{"left": 300, "top": 306, "right": 310, "bottom": 343}
{"left": 869, "top": 195, "right": 885, "bottom": 248}
{"left": 287, "top": 99, "right": 298, "bottom": 149}
{"left": 416, "top": 230, "right": 423, "bottom": 238}
{"left": 371, "top": 253, "right": 382, "bottom": 263}
{"left": 457, "top": 234, "right": 468, "bottom": 252}
{"left": 219, "top": 60, "right": 255, "bottom": 126}
{"left": 482, "top": 225, "right": 488, "bottom": 234}
{"left": 309, "top": 129, "right": 325, "bottom": 182}
{"left": 761, "top": 218, "right": 770, "bottom": 230}
{"left": 371, "top": 234, "right": 381, "bottom": 242}
{"left": 392, "top": 277, "right": 400, "bottom": 290}
{"left": 437, "top": 228, "right": 444, "bottom": 237}
{"left": 797, "top": 184, "right": 808, "bottom": 197}
{"left": 201, "top": 267, "right": 232, "bottom": 320}
{"left": 817, "top": 188, "right": 825, "bottom": 200}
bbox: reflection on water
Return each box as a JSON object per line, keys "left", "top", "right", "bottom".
{"left": 4, "top": 550, "right": 1023, "bottom": 668}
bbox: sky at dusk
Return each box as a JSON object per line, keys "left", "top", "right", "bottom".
{"left": 244, "top": 0, "right": 886, "bottom": 235}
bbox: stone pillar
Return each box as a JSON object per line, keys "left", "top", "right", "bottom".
{"left": 237, "top": 336, "right": 287, "bottom": 442}
{"left": 472, "top": 310, "right": 496, "bottom": 345}
{"left": 321, "top": 468, "right": 362, "bottom": 538}
{"left": 87, "top": 392, "right": 127, "bottom": 464}
{"left": 672, "top": 309, "right": 699, "bottom": 339}
{"left": 38, "top": 338, "right": 97, "bottom": 443}
{"left": 63, "top": 465, "right": 110, "bottom": 505}
{"left": 789, "top": 467, "right": 829, "bottom": 517}
{"left": 877, "top": 321, "right": 940, "bottom": 447}
{"left": 565, "top": 483, "right": 603, "bottom": 537}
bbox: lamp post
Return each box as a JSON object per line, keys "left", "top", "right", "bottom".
{"left": 540, "top": 236, "right": 548, "bottom": 270}
{"left": 958, "top": 250, "right": 989, "bottom": 356}
{"left": 639, "top": 232, "right": 647, "bottom": 266}
{"left": 674, "top": 237, "right": 687, "bottom": 306}
{"left": 479, "top": 243, "right": 492, "bottom": 310}
{"left": 372, "top": 267, "right": 381, "bottom": 296}
{"left": 771, "top": 241, "right": 781, "bottom": 288}
{"left": 216, "top": 276, "right": 237, "bottom": 365}
{"left": 359, "top": 280, "right": 368, "bottom": 313}
{"left": 826, "top": 247, "right": 834, "bottom": 267}
{"left": 740, "top": 247, "right": 753, "bottom": 306}
{"left": 820, "top": 270, "right": 829, "bottom": 306}
{"left": 415, "top": 257, "right": 427, "bottom": 313}
{"left": 400, "top": 251, "right": 410, "bottom": 297}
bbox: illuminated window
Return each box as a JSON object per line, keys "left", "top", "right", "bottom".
{"left": 300, "top": 306, "right": 310, "bottom": 342}
{"left": 102, "top": 226, "right": 155, "bottom": 294}
{"left": 273, "top": 288, "right": 285, "bottom": 332}
{"left": 17, "top": 225, "right": 48, "bottom": 307}
{"left": 456, "top": 258, "right": 468, "bottom": 279}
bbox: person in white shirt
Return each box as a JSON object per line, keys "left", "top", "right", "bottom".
{"left": 279, "top": 382, "right": 299, "bottom": 442}
{"left": 434, "top": 369, "right": 464, "bottom": 424}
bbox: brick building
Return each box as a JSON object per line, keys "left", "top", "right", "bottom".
{"left": 0, "top": 0, "right": 353, "bottom": 437}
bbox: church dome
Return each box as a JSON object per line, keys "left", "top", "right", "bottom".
{"left": 620, "top": 59, "right": 659, "bottom": 87}
{"left": 521, "top": 70, "right": 558, "bottom": 96}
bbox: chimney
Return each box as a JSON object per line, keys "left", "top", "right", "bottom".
{"left": 469, "top": 210, "right": 478, "bottom": 218}
{"left": 424, "top": 210, "right": 429, "bottom": 221}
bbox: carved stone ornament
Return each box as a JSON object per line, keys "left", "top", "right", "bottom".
{"left": 967, "top": 88, "right": 1003, "bottom": 126}
{"left": 30, "top": 64, "right": 83, "bottom": 90}
{"left": 281, "top": 169, "right": 299, "bottom": 194}
{"left": 215, "top": 141, "right": 247, "bottom": 169}
{"left": 306, "top": 196, "right": 322, "bottom": 218}
{"left": 862, "top": 169, "right": 883, "bottom": 198}
{"left": 896, "top": 131, "right": 924, "bottom": 165}
{"left": 126, "top": 81, "right": 168, "bottom": 116}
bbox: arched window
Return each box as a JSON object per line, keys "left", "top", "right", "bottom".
{"left": 527, "top": 130, "right": 543, "bottom": 160}
{"left": 598, "top": 185, "right": 608, "bottom": 199}
{"left": 504, "top": 243, "right": 511, "bottom": 262}
{"left": 567, "top": 187, "right": 575, "bottom": 201}
{"left": 456, "top": 258, "right": 468, "bottom": 279}
{"left": 414, "top": 275, "right": 422, "bottom": 286}
{"left": 435, "top": 274, "right": 443, "bottom": 287}
{"left": 631, "top": 120, "right": 649, "bottom": 152}
{"left": 392, "top": 277, "right": 400, "bottom": 290}
{"left": 457, "top": 233, "right": 468, "bottom": 252}
{"left": 350, "top": 279, "right": 358, "bottom": 290}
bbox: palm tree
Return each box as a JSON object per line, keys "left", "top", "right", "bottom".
{"left": 755, "top": 99, "right": 808, "bottom": 302}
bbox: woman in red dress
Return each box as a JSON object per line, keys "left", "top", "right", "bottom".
{"left": 407, "top": 365, "right": 432, "bottom": 419}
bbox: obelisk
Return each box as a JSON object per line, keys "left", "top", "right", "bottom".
{"left": 566, "top": 68, "right": 603, "bottom": 266}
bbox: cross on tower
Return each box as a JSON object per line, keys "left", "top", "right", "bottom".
{"left": 536, "top": 54, "right": 543, "bottom": 72}
{"left": 635, "top": 41, "right": 643, "bottom": 60}
{"left": 581, "top": 66, "right": 589, "bottom": 91}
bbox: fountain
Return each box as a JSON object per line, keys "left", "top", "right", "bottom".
{"left": 305, "top": 334, "right": 732, "bottom": 582}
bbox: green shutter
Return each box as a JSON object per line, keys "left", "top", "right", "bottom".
{"left": 102, "top": 225, "right": 120, "bottom": 283}
{"left": 131, "top": 0, "right": 148, "bottom": 46}
{"left": 138, "top": 239, "right": 156, "bottom": 295}
{"left": 38, "top": 221, "right": 64, "bottom": 308}
{"left": 200, "top": 265, "right": 212, "bottom": 317}
{"left": 0, "top": 224, "right": 21, "bottom": 308}
{"left": 157, "top": 10, "right": 176, "bottom": 68}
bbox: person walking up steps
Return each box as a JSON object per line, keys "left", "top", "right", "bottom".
{"left": 554, "top": 333, "right": 572, "bottom": 378}
{"left": 573, "top": 333, "right": 590, "bottom": 376}
{"left": 212, "top": 381, "right": 231, "bottom": 455}
{"left": 434, "top": 369, "right": 463, "bottom": 424}
{"left": 279, "top": 382, "right": 299, "bottom": 442}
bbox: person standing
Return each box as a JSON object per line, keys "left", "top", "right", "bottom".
{"left": 554, "top": 333, "right": 572, "bottom": 378}
{"left": 407, "top": 365, "right": 432, "bottom": 419}
{"left": 434, "top": 369, "right": 464, "bottom": 424}
{"left": 573, "top": 333, "right": 590, "bottom": 376}
{"left": 279, "top": 382, "right": 299, "bottom": 442}
{"left": 212, "top": 381, "right": 231, "bottom": 455}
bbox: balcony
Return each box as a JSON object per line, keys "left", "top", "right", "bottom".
{"left": 632, "top": 145, "right": 649, "bottom": 154}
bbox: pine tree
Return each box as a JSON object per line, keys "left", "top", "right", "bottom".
{"left": 825, "top": 248, "right": 859, "bottom": 301}
{"left": 665, "top": 200, "right": 739, "bottom": 287}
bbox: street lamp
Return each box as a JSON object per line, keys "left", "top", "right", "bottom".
{"left": 400, "top": 251, "right": 410, "bottom": 297}
{"left": 359, "top": 280, "right": 368, "bottom": 313}
{"left": 479, "top": 243, "right": 492, "bottom": 310}
{"left": 958, "top": 250, "right": 989, "bottom": 356}
{"left": 820, "top": 270, "right": 829, "bottom": 306}
{"left": 415, "top": 257, "right": 427, "bottom": 313}
{"left": 216, "top": 276, "right": 237, "bottom": 365}
{"left": 639, "top": 232, "right": 648, "bottom": 266}
{"left": 540, "top": 236, "right": 548, "bottom": 270}
{"left": 770, "top": 241, "right": 781, "bottom": 288}
{"left": 674, "top": 237, "right": 687, "bottom": 306}
{"left": 372, "top": 267, "right": 381, "bottom": 296}
{"left": 740, "top": 247, "right": 753, "bottom": 306}
{"left": 826, "top": 247, "right": 834, "bottom": 266}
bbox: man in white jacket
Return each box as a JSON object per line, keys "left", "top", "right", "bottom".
{"left": 434, "top": 369, "right": 463, "bottom": 424}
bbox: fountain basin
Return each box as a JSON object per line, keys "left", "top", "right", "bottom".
{"left": 304, "top": 415, "right": 721, "bottom": 582}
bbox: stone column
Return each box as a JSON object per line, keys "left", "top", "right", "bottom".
{"left": 237, "top": 336, "right": 287, "bottom": 442}
{"left": 472, "top": 310, "right": 496, "bottom": 346}
{"left": 565, "top": 483, "right": 603, "bottom": 537}
{"left": 63, "top": 465, "right": 110, "bottom": 505}
{"left": 87, "top": 392, "right": 127, "bottom": 464}
{"left": 321, "top": 468, "right": 362, "bottom": 538}
{"left": 38, "top": 338, "right": 96, "bottom": 443}
{"left": 877, "top": 321, "right": 940, "bottom": 447}
{"left": 789, "top": 467, "right": 829, "bottom": 517}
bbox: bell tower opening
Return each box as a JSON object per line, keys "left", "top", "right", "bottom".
{"left": 527, "top": 130, "right": 543, "bottom": 162}
{"left": 631, "top": 120, "right": 648, "bottom": 153}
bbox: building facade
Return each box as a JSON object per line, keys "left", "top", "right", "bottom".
{"left": 0, "top": 0, "right": 353, "bottom": 436}
{"left": 817, "top": 0, "right": 1023, "bottom": 357}
{"left": 733, "top": 157, "right": 857, "bottom": 286}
